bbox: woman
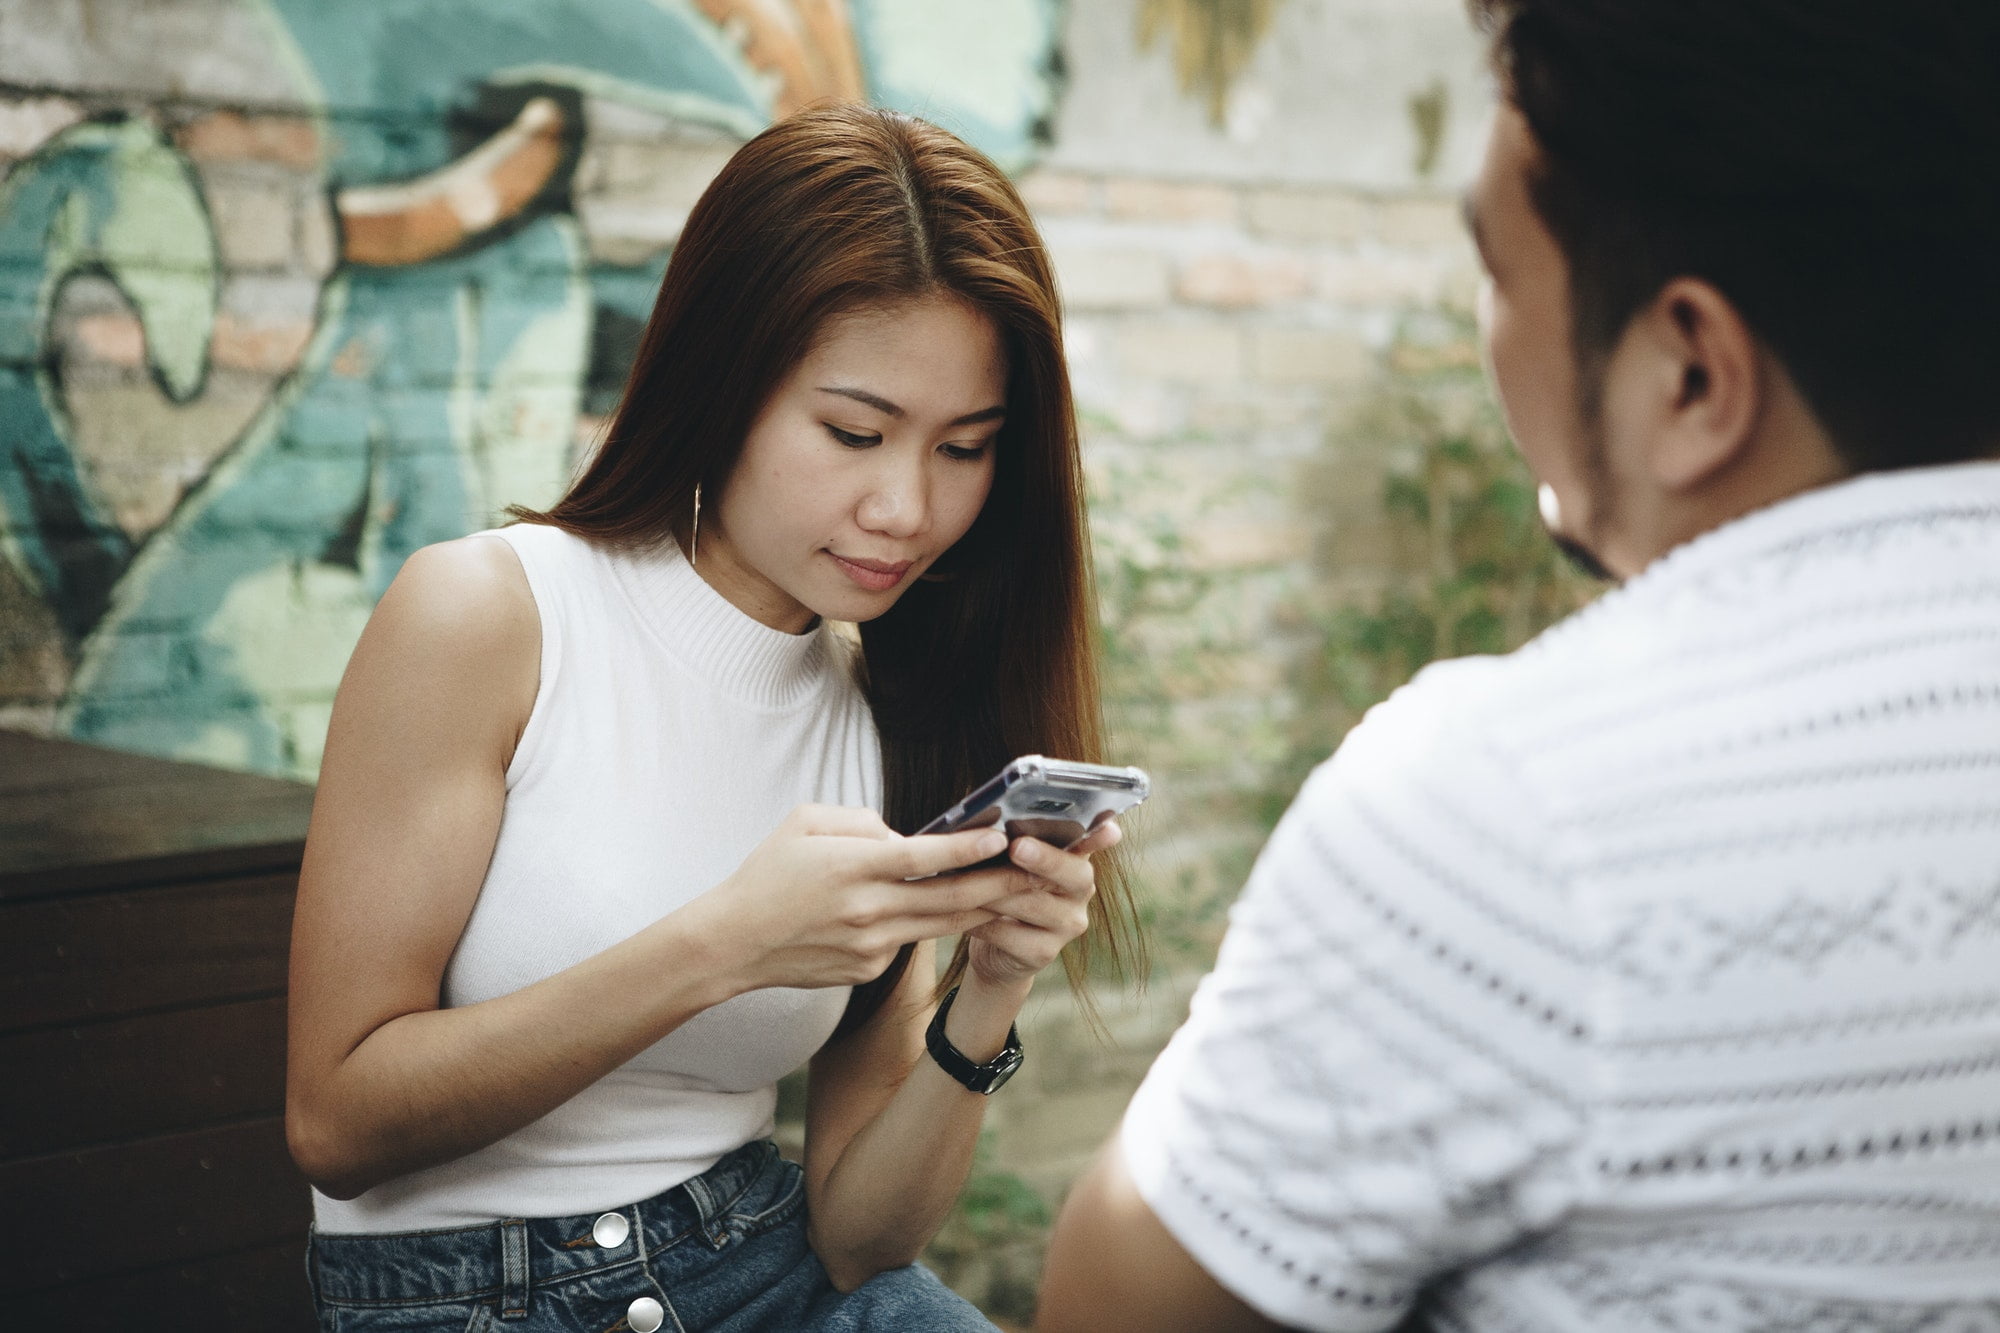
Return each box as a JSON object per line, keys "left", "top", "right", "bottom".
{"left": 286, "top": 104, "right": 1141, "bottom": 1331}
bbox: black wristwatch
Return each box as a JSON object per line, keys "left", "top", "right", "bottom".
{"left": 925, "top": 987, "right": 1024, "bottom": 1095}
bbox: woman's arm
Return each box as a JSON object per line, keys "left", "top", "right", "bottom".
{"left": 285, "top": 537, "right": 1012, "bottom": 1199}
{"left": 799, "top": 826, "right": 1114, "bottom": 1291}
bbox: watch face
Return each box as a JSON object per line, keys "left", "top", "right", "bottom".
{"left": 980, "top": 1048, "right": 1025, "bottom": 1094}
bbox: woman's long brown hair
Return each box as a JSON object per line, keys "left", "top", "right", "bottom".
{"left": 513, "top": 104, "right": 1143, "bottom": 1036}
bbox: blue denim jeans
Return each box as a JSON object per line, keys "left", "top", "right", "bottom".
{"left": 307, "top": 1140, "right": 996, "bottom": 1332}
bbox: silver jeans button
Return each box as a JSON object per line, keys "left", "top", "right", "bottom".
{"left": 626, "top": 1294, "right": 665, "bottom": 1333}
{"left": 591, "top": 1211, "right": 630, "bottom": 1248}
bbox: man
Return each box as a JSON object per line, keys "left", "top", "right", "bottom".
{"left": 1039, "top": 2, "right": 2000, "bottom": 1329}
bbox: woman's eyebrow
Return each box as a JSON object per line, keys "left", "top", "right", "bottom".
{"left": 818, "top": 386, "right": 1005, "bottom": 427}
{"left": 820, "top": 385, "right": 903, "bottom": 416}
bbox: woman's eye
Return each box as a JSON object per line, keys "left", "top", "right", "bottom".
{"left": 941, "top": 441, "right": 990, "bottom": 462}
{"left": 826, "top": 425, "right": 881, "bottom": 448}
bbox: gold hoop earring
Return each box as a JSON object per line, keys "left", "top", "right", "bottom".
{"left": 691, "top": 483, "right": 701, "bottom": 570}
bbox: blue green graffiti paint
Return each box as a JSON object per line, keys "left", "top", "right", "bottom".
{"left": 0, "top": 118, "right": 218, "bottom": 642}
{"left": 0, "top": 0, "right": 1063, "bottom": 775}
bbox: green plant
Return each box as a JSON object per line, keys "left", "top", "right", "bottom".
{"left": 1090, "top": 455, "right": 1224, "bottom": 752}
{"left": 1087, "top": 445, "right": 1280, "bottom": 970}
{"left": 1260, "top": 378, "right": 1599, "bottom": 826}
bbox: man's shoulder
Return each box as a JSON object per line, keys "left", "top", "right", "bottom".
{"left": 1281, "top": 648, "right": 1573, "bottom": 897}
{"left": 1318, "top": 638, "right": 1586, "bottom": 797}
{"left": 1289, "top": 586, "right": 1700, "bottom": 852}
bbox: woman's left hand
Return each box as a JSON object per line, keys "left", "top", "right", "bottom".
{"left": 961, "top": 819, "right": 1121, "bottom": 989}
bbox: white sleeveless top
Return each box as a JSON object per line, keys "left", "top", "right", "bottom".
{"left": 313, "top": 523, "right": 882, "bottom": 1232}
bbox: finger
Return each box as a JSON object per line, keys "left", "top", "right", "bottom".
{"left": 967, "top": 917, "right": 1067, "bottom": 974}
{"left": 888, "top": 826, "right": 1010, "bottom": 880}
{"left": 1069, "top": 818, "right": 1123, "bottom": 857}
{"left": 1007, "top": 837, "right": 1099, "bottom": 897}
{"left": 977, "top": 886, "right": 1091, "bottom": 936}
{"left": 882, "top": 867, "right": 1019, "bottom": 919}
{"left": 875, "top": 907, "right": 1000, "bottom": 946}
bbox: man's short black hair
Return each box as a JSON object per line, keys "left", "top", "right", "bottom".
{"left": 1471, "top": 0, "right": 2000, "bottom": 471}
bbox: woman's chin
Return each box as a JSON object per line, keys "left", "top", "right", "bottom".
{"left": 812, "top": 588, "right": 903, "bottom": 626}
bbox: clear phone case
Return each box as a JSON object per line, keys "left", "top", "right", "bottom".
{"left": 916, "top": 755, "right": 1150, "bottom": 869}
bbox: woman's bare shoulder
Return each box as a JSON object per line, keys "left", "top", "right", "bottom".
{"left": 333, "top": 534, "right": 541, "bottom": 757}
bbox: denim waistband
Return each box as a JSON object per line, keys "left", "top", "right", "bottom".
{"left": 309, "top": 1139, "right": 782, "bottom": 1310}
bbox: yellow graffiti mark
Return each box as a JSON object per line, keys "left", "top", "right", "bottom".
{"left": 1138, "top": 0, "right": 1284, "bottom": 128}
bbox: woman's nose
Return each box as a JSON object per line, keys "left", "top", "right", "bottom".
{"left": 857, "top": 461, "right": 929, "bottom": 536}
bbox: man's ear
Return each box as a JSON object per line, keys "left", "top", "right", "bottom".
{"left": 1629, "top": 277, "right": 1764, "bottom": 492}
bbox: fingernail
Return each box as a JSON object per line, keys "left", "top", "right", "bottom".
{"left": 976, "top": 831, "right": 1007, "bottom": 857}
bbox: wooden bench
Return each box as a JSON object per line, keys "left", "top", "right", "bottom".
{"left": 0, "top": 730, "right": 317, "bottom": 1330}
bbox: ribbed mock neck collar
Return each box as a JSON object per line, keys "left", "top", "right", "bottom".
{"left": 1626, "top": 459, "right": 2000, "bottom": 600}
{"left": 609, "top": 538, "right": 831, "bottom": 710}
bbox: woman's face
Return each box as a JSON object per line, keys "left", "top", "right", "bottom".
{"left": 699, "top": 294, "right": 1006, "bottom": 633}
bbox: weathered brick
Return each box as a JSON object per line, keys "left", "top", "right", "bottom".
{"left": 1051, "top": 245, "right": 1170, "bottom": 311}
{"left": 1181, "top": 383, "right": 1325, "bottom": 433}
{"left": 1439, "top": 259, "right": 1483, "bottom": 313}
{"left": 1312, "top": 252, "right": 1445, "bottom": 306}
{"left": 297, "top": 192, "right": 338, "bottom": 277}
{"left": 1176, "top": 252, "right": 1311, "bottom": 308}
{"left": 0, "top": 703, "right": 60, "bottom": 734}
{"left": 220, "top": 272, "right": 322, "bottom": 320}
{"left": 1103, "top": 177, "right": 1238, "bottom": 225}
{"left": 1390, "top": 337, "right": 1482, "bottom": 375}
{"left": 0, "top": 579, "right": 69, "bottom": 700}
{"left": 1113, "top": 322, "right": 1245, "bottom": 384}
{"left": 1375, "top": 196, "right": 1468, "bottom": 250}
{"left": 575, "top": 137, "right": 735, "bottom": 265}
{"left": 64, "top": 371, "right": 269, "bottom": 534}
{"left": 0, "top": 95, "right": 84, "bottom": 156}
{"left": 1245, "top": 187, "right": 1371, "bottom": 245}
{"left": 278, "top": 700, "right": 336, "bottom": 776}
{"left": 69, "top": 312, "right": 146, "bottom": 367}
{"left": 211, "top": 312, "right": 313, "bottom": 374}
{"left": 572, "top": 413, "right": 612, "bottom": 471}
{"left": 1186, "top": 516, "right": 1313, "bottom": 569}
{"left": 1016, "top": 169, "right": 1096, "bottom": 216}
{"left": 176, "top": 110, "right": 320, "bottom": 170}
{"left": 330, "top": 335, "right": 373, "bottom": 380}
{"left": 208, "top": 177, "right": 298, "bottom": 270}
{"left": 1250, "top": 327, "right": 1375, "bottom": 385}
{"left": 1073, "top": 377, "right": 1188, "bottom": 442}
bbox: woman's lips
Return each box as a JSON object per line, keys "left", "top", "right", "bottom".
{"left": 827, "top": 551, "right": 913, "bottom": 592}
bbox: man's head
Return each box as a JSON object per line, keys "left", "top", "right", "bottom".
{"left": 1464, "top": 0, "right": 2000, "bottom": 579}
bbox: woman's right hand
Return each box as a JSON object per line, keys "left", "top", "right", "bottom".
{"left": 684, "top": 804, "right": 1014, "bottom": 993}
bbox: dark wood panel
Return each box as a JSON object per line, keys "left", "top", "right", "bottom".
{"left": 0, "top": 1117, "right": 311, "bottom": 1294}
{"left": 0, "top": 730, "right": 313, "bottom": 899}
{"left": 0, "top": 995, "right": 287, "bottom": 1158}
{"left": 12, "top": 1234, "right": 315, "bottom": 1331}
{"left": 0, "top": 872, "right": 296, "bottom": 1032}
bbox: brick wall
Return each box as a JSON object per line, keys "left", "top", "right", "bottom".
{"left": 1033, "top": 165, "right": 1481, "bottom": 957}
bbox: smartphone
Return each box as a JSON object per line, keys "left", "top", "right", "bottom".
{"left": 916, "top": 755, "right": 1150, "bottom": 872}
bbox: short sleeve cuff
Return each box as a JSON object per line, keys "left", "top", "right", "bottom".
{"left": 1119, "top": 1029, "right": 1418, "bottom": 1333}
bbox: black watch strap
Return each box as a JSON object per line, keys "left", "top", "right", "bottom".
{"left": 925, "top": 986, "right": 1024, "bottom": 1095}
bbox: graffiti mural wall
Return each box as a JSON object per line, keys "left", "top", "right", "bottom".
{"left": 0, "top": 0, "right": 1061, "bottom": 776}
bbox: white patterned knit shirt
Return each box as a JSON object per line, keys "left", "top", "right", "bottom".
{"left": 1121, "top": 461, "right": 2000, "bottom": 1332}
